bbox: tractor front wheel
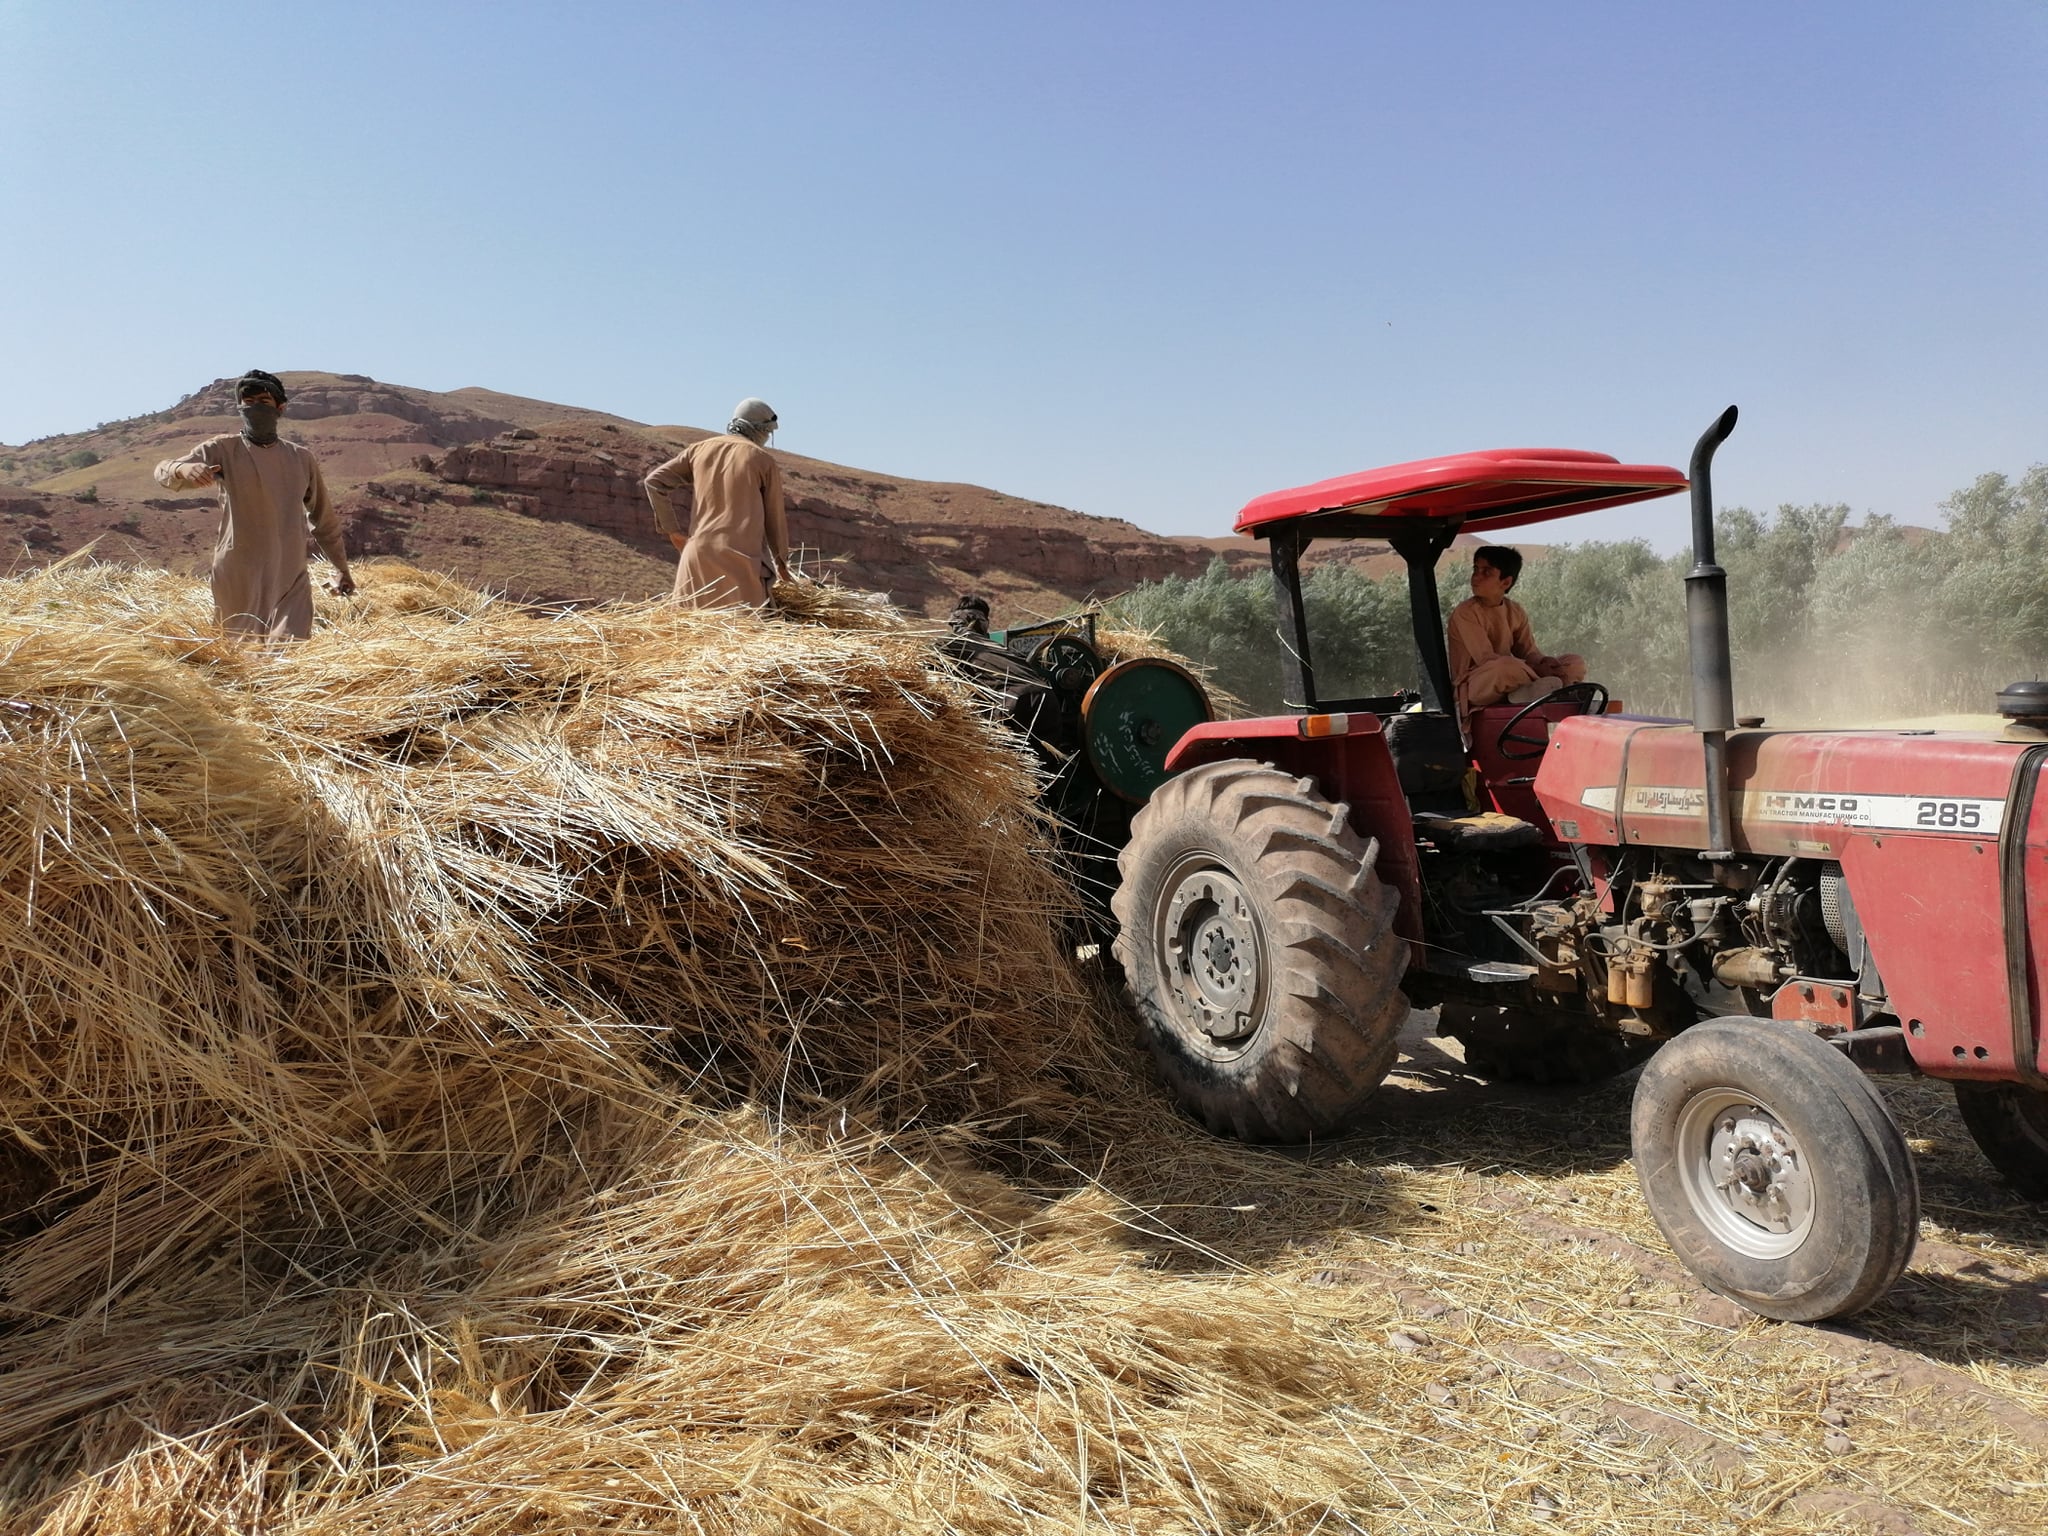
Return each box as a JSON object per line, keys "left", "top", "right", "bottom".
{"left": 1631, "top": 1018, "right": 1918, "bottom": 1321}
{"left": 1111, "top": 760, "right": 1408, "bottom": 1142}
{"left": 1953, "top": 1081, "right": 2048, "bottom": 1200}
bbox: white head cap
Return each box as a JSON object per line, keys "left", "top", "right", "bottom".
{"left": 728, "top": 397, "right": 778, "bottom": 444}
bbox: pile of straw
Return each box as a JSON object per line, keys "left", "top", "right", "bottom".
{"left": 0, "top": 561, "right": 1372, "bottom": 1533}
{"left": 3, "top": 561, "right": 2040, "bottom": 1534}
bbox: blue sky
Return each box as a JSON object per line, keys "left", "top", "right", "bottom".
{"left": 2, "top": 1, "right": 2042, "bottom": 548}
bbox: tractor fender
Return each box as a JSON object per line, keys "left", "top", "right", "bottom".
{"left": 1163, "top": 716, "right": 1423, "bottom": 943}
{"left": 1835, "top": 744, "right": 2048, "bottom": 1086}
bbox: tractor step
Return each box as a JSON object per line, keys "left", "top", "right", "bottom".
{"left": 1421, "top": 954, "right": 1539, "bottom": 985}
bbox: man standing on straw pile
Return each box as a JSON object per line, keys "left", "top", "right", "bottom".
{"left": 153, "top": 370, "right": 356, "bottom": 640}
{"left": 642, "top": 397, "right": 789, "bottom": 608}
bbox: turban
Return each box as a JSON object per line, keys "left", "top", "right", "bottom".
{"left": 235, "top": 370, "right": 288, "bottom": 404}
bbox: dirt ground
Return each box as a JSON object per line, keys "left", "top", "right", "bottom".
{"left": 1045, "top": 1008, "right": 2048, "bottom": 1534}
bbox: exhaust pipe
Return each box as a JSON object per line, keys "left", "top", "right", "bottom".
{"left": 1687, "top": 406, "right": 1740, "bottom": 856}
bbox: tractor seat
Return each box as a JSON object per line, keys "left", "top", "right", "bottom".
{"left": 1382, "top": 708, "right": 1473, "bottom": 817}
{"left": 1411, "top": 809, "right": 1544, "bottom": 853}
{"left": 1384, "top": 709, "right": 1544, "bottom": 849}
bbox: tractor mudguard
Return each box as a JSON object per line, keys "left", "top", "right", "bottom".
{"left": 1837, "top": 744, "right": 2048, "bottom": 1087}
{"left": 1165, "top": 716, "right": 1423, "bottom": 943}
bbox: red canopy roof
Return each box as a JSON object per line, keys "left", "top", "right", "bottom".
{"left": 1232, "top": 448, "right": 1688, "bottom": 536}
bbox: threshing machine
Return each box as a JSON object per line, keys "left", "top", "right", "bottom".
{"left": 937, "top": 609, "right": 1213, "bottom": 927}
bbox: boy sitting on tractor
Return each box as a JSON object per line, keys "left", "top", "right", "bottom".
{"left": 1447, "top": 545, "right": 1587, "bottom": 730}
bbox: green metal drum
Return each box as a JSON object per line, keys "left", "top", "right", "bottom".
{"left": 1080, "top": 658, "right": 1214, "bottom": 804}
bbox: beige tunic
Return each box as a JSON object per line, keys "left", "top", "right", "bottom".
{"left": 1446, "top": 595, "right": 1585, "bottom": 715}
{"left": 643, "top": 434, "right": 788, "bottom": 608}
{"left": 154, "top": 435, "right": 346, "bottom": 640}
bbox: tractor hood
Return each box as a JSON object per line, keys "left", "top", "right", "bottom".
{"left": 1533, "top": 714, "right": 2032, "bottom": 858}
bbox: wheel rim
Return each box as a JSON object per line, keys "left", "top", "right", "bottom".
{"left": 1674, "top": 1088, "right": 1817, "bottom": 1259}
{"left": 1153, "top": 853, "right": 1268, "bottom": 1052}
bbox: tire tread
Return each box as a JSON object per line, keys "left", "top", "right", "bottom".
{"left": 1113, "top": 760, "right": 1407, "bottom": 1142}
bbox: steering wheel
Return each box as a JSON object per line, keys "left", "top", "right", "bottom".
{"left": 1496, "top": 681, "right": 1609, "bottom": 760}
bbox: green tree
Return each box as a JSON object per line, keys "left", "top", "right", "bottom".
{"left": 1116, "top": 557, "right": 1467, "bottom": 712}
{"left": 1931, "top": 467, "right": 2048, "bottom": 679}
{"left": 1298, "top": 562, "right": 1416, "bottom": 703}
{"left": 1114, "top": 559, "right": 1286, "bottom": 711}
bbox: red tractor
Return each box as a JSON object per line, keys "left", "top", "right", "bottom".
{"left": 1111, "top": 408, "right": 2048, "bottom": 1321}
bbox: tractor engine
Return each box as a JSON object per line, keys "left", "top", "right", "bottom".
{"left": 1490, "top": 852, "right": 1870, "bottom": 1051}
{"left": 1707, "top": 859, "right": 1864, "bottom": 995}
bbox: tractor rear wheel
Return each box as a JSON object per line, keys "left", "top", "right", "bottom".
{"left": 1953, "top": 1082, "right": 2048, "bottom": 1201}
{"left": 1111, "top": 760, "right": 1407, "bottom": 1142}
{"left": 1439, "top": 1002, "right": 1655, "bottom": 1086}
{"left": 1631, "top": 1018, "right": 1918, "bottom": 1321}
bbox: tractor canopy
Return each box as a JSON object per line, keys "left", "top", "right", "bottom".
{"left": 1235, "top": 448, "right": 1687, "bottom": 716}
{"left": 1234, "top": 449, "right": 1687, "bottom": 539}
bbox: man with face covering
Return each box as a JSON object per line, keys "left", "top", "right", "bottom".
{"left": 641, "top": 397, "right": 789, "bottom": 609}
{"left": 153, "top": 370, "right": 356, "bottom": 640}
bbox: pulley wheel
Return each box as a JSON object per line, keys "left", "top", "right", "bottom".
{"left": 1080, "top": 658, "right": 1213, "bottom": 803}
{"left": 1033, "top": 634, "right": 1103, "bottom": 695}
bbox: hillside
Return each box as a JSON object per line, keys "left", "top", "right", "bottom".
{"left": 1, "top": 372, "right": 1264, "bottom": 618}
{"left": 0, "top": 371, "right": 1472, "bottom": 617}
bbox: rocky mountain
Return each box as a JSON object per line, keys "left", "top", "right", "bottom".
{"left": 4, "top": 372, "right": 1345, "bottom": 618}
